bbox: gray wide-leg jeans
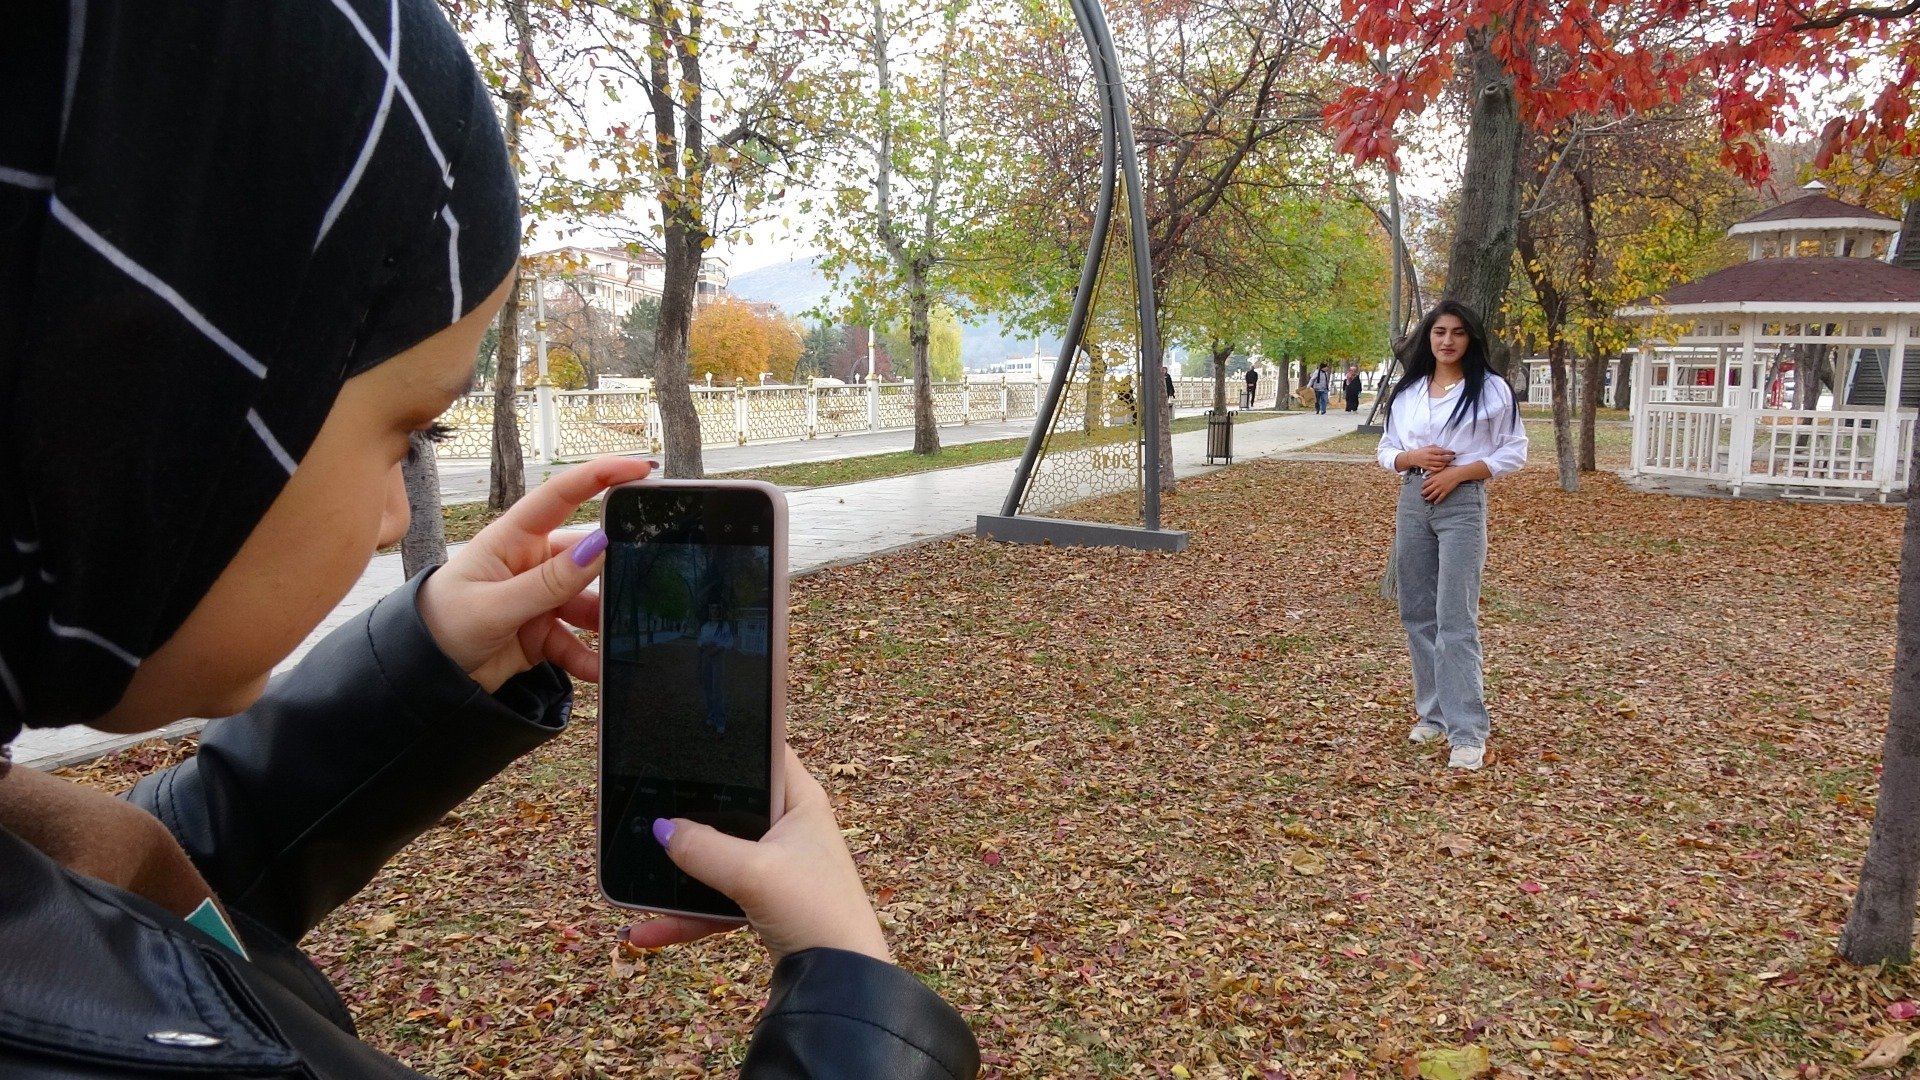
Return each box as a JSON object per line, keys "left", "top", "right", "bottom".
{"left": 1394, "top": 473, "right": 1490, "bottom": 748}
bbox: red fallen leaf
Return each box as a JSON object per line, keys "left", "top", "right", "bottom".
{"left": 1519, "top": 881, "right": 1543, "bottom": 894}
{"left": 1889, "top": 1000, "right": 1918, "bottom": 1020}
{"left": 981, "top": 850, "right": 1003, "bottom": 867}
{"left": 874, "top": 886, "right": 897, "bottom": 905}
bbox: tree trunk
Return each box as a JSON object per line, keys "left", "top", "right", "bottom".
{"left": 647, "top": 0, "right": 706, "bottom": 478}
{"left": 1158, "top": 390, "right": 1175, "bottom": 490}
{"left": 401, "top": 432, "right": 448, "bottom": 579}
{"left": 1442, "top": 29, "right": 1523, "bottom": 380}
{"left": 1549, "top": 343, "right": 1578, "bottom": 492}
{"left": 1795, "top": 344, "right": 1818, "bottom": 411}
{"left": 1613, "top": 353, "right": 1633, "bottom": 411}
{"left": 1579, "top": 352, "right": 1602, "bottom": 472}
{"left": 1082, "top": 344, "right": 1105, "bottom": 435}
{"left": 488, "top": 271, "right": 526, "bottom": 511}
{"left": 1516, "top": 212, "right": 1574, "bottom": 490}
{"left": 1155, "top": 342, "right": 1175, "bottom": 494}
{"left": 1211, "top": 339, "right": 1231, "bottom": 414}
{"left": 654, "top": 222, "right": 705, "bottom": 477}
{"left": 1840, "top": 434, "right": 1920, "bottom": 965}
{"left": 485, "top": 8, "right": 535, "bottom": 512}
{"left": 909, "top": 272, "right": 939, "bottom": 455}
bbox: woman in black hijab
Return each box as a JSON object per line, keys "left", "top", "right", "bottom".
{"left": 0, "top": 3, "right": 975, "bottom": 1076}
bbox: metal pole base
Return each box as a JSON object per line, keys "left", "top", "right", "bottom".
{"left": 976, "top": 514, "right": 1189, "bottom": 552}
{"left": 1356, "top": 424, "right": 1384, "bottom": 434}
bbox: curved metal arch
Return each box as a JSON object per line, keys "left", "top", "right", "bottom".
{"left": 999, "top": 0, "right": 1165, "bottom": 531}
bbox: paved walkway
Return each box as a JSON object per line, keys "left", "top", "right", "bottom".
{"left": 16, "top": 409, "right": 1358, "bottom": 769}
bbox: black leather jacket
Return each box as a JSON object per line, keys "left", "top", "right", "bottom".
{"left": 0, "top": 574, "right": 979, "bottom": 1078}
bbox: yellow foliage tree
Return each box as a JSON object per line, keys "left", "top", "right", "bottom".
{"left": 766, "top": 316, "right": 805, "bottom": 383}
{"left": 519, "top": 345, "right": 589, "bottom": 390}
{"left": 547, "top": 348, "right": 588, "bottom": 390}
{"left": 689, "top": 297, "right": 771, "bottom": 382}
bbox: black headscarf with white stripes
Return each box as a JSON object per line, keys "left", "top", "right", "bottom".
{"left": 0, "top": 0, "right": 518, "bottom": 744}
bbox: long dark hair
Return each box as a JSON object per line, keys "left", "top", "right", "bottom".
{"left": 1384, "top": 301, "right": 1516, "bottom": 433}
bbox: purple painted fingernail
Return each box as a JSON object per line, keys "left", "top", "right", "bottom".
{"left": 647, "top": 458, "right": 662, "bottom": 470}
{"left": 570, "top": 528, "right": 609, "bottom": 567}
{"left": 652, "top": 818, "right": 676, "bottom": 848}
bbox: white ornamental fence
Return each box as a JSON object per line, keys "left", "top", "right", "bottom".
{"left": 434, "top": 377, "right": 1233, "bottom": 462}
{"left": 1634, "top": 403, "right": 1916, "bottom": 496}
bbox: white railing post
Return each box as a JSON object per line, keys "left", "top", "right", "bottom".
{"left": 1876, "top": 323, "right": 1909, "bottom": 495}
{"left": 1629, "top": 348, "right": 1649, "bottom": 475}
{"left": 735, "top": 379, "right": 750, "bottom": 445}
{"left": 1728, "top": 322, "right": 1757, "bottom": 492}
{"left": 867, "top": 378, "right": 880, "bottom": 431}
{"left": 643, "top": 381, "right": 663, "bottom": 454}
{"left": 806, "top": 378, "right": 820, "bottom": 439}
{"left": 1727, "top": 408, "right": 1754, "bottom": 494}
{"left": 961, "top": 381, "right": 971, "bottom": 425}
{"left": 535, "top": 381, "right": 558, "bottom": 464}
{"left": 1000, "top": 375, "right": 1010, "bottom": 421}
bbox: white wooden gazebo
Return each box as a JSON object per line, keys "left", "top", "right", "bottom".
{"left": 1620, "top": 183, "right": 1920, "bottom": 501}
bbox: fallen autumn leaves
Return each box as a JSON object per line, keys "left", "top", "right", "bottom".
{"left": 63, "top": 456, "right": 1919, "bottom": 1078}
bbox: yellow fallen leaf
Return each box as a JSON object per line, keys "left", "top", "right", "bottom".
{"left": 1415, "top": 1045, "right": 1491, "bottom": 1080}
{"left": 1171, "top": 1066, "right": 1192, "bottom": 1079}
{"left": 1290, "top": 850, "right": 1327, "bottom": 876}
{"left": 1860, "top": 1031, "right": 1918, "bottom": 1069}
{"left": 359, "top": 912, "right": 399, "bottom": 936}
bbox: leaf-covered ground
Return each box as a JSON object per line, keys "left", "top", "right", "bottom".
{"left": 65, "top": 452, "right": 1918, "bottom": 1078}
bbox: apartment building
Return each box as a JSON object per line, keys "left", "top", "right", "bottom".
{"left": 531, "top": 244, "right": 730, "bottom": 322}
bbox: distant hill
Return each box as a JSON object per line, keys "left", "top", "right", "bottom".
{"left": 727, "top": 255, "right": 1064, "bottom": 369}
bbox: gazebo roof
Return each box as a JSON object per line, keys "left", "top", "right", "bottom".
{"left": 1727, "top": 183, "right": 1900, "bottom": 236}
{"left": 1621, "top": 257, "right": 1920, "bottom": 316}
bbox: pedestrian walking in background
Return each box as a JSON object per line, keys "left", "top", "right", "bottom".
{"left": 1310, "top": 363, "right": 1332, "bottom": 414}
{"left": 1375, "top": 301, "right": 1529, "bottom": 771}
{"left": 1244, "top": 366, "right": 1259, "bottom": 409}
{"left": 1344, "top": 365, "right": 1363, "bottom": 412}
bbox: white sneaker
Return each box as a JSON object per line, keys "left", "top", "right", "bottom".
{"left": 1408, "top": 722, "right": 1444, "bottom": 744}
{"left": 1447, "top": 745, "right": 1486, "bottom": 771}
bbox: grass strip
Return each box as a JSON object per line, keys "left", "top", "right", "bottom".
{"left": 433, "top": 411, "right": 1289, "bottom": 543}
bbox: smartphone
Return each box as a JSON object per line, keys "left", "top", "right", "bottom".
{"left": 597, "top": 480, "right": 787, "bottom": 920}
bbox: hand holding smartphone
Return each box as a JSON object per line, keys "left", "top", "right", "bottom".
{"left": 597, "top": 480, "right": 787, "bottom": 921}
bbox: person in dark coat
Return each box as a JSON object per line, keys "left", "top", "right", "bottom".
{"left": 0, "top": 4, "right": 977, "bottom": 1077}
{"left": 1344, "top": 365, "right": 1364, "bottom": 412}
{"left": 1244, "top": 366, "right": 1259, "bottom": 409}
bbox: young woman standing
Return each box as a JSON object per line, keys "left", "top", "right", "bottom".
{"left": 1375, "top": 303, "right": 1529, "bottom": 770}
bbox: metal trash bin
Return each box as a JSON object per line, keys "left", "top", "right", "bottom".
{"left": 1205, "top": 410, "right": 1234, "bottom": 464}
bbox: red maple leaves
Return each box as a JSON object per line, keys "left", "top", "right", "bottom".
{"left": 1323, "top": 0, "right": 1920, "bottom": 184}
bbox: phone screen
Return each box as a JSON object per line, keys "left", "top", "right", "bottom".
{"left": 599, "top": 485, "right": 776, "bottom": 918}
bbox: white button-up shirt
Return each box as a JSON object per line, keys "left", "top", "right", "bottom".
{"left": 1376, "top": 375, "right": 1530, "bottom": 477}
